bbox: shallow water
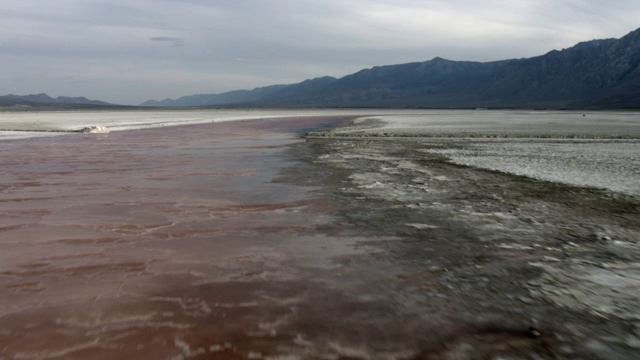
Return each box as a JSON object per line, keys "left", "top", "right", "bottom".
{"left": 1, "top": 117, "right": 401, "bottom": 359}
{"left": 1, "top": 112, "right": 639, "bottom": 359}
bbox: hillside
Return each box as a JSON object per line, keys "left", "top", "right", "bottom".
{"left": 142, "top": 27, "right": 640, "bottom": 109}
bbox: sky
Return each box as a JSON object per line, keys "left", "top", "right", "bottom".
{"left": 1, "top": 0, "right": 639, "bottom": 105}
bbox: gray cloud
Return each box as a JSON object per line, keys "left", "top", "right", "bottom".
{"left": 150, "top": 36, "right": 188, "bottom": 47}
{"left": 1, "top": 0, "right": 639, "bottom": 104}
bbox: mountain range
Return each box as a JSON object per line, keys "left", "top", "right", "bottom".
{"left": 3, "top": 28, "right": 639, "bottom": 110}
{"left": 142, "top": 27, "right": 640, "bottom": 109}
{"left": 0, "top": 93, "right": 112, "bottom": 108}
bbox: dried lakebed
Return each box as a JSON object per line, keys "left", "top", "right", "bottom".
{"left": 1, "top": 114, "right": 639, "bottom": 359}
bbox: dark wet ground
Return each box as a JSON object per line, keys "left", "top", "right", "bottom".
{"left": 293, "top": 135, "right": 640, "bottom": 360}
{"left": 1, "top": 117, "right": 639, "bottom": 359}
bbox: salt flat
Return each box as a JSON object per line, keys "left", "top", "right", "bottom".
{"left": 0, "top": 108, "right": 403, "bottom": 140}
{"left": 311, "top": 110, "right": 640, "bottom": 196}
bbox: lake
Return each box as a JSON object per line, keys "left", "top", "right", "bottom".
{"left": 1, "top": 109, "right": 638, "bottom": 359}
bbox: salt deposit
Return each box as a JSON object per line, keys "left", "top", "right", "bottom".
{"left": 82, "top": 125, "right": 110, "bottom": 133}
{"left": 0, "top": 108, "right": 408, "bottom": 140}
{"left": 312, "top": 110, "right": 640, "bottom": 196}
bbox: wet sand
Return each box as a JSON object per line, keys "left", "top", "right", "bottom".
{"left": 1, "top": 116, "right": 639, "bottom": 359}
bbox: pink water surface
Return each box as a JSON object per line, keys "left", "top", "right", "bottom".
{"left": 1, "top": 117, "right": 419, "bottom": 359}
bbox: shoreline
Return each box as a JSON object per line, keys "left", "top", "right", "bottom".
{"left": 0, "top": 108, "right": 404, "bottom": 140}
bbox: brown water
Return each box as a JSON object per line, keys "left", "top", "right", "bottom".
{"left": 0, "top": 117, "right": 413, "bottom": 359}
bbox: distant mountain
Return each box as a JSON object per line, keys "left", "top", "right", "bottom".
{"left": 140, "top": 84, "right": 289, "bottom": 107}
{"left": 139, "top": 77, "right": 338, "bottom": 107}
{"left": 1, "top": 93, "right": 112, "bottom": 107}
{"left": 142, "top": 27, "right": 640, "bottom": 109}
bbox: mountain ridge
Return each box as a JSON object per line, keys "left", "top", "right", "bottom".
{"left": 141, "top": 28, "right": 640, "bottom": 109}
{"left": 4, "top": 29, "right": 639, "bottom": 110}
{"left": 0, "top": 93, "right": 118, "bottom": 109}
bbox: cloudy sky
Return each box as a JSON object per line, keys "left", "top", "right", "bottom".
{"left": 2, "top": 0, "right": 639, "bottom": 105}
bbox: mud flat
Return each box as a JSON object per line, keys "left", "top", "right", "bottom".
{"left": 1, "top": 113, "right": 639, "bottom": 359}
{"left": 300, "top": 114, "right": 640, "bottom": 359}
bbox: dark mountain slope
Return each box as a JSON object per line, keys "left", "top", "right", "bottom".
{"left": 142, "top": 28, "right": 640, "bottom": 109}
{"left": 279, "top": 58, "right": 506, "bottom": 107}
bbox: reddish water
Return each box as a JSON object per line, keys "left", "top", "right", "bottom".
{"left": 0, "top": 117, "right": 422, "bottom": 359}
